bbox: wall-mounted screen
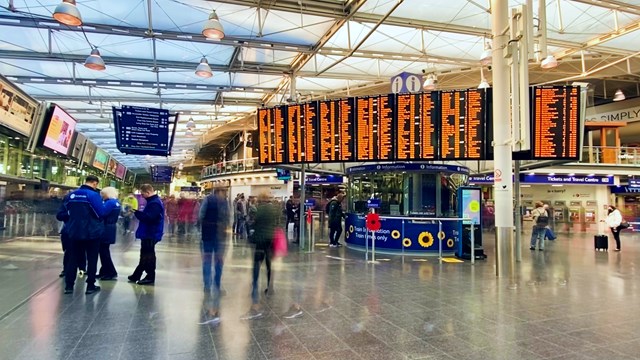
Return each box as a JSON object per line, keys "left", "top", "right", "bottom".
{"left": 0, "top": 75, "right": 38, "bottom": 136}
{"left": 69, "top": 132, "right": 87, "bottom": 160}
{"left": 42, "top": 105, "right": 77, "bottom": 155}
{"left": 82, "top": 140, "right": 97, "bottom": 167}
{"left": 107, "top": 158, "right": 118, "bottom": 175}
{"left": 115, "top": 163, "right": 126, "bottom": 179}
{"left": 93, "top": 148, "right": 109, "bottom": 171}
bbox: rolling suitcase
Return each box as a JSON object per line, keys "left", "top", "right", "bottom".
{"left": 594, "top": 234, "right": 608, "bottom": 251}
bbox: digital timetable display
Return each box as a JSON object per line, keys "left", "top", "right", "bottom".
{"left": 440, "top": 89, "right": 485, "bottom": 160}
{"left": 355, "top": 95, "right": 395, "bottom": 161}
{"left": 258, "top": 106, "right": 285, "bottom": 164}
{"left": 531, "top": 86, "right": 580, "bottom": 160}
{"left": 256, "top": 86, "right": 582, "bottom": 165}
{"left": 396, "top": 92, "right": 438, "bottom": 160}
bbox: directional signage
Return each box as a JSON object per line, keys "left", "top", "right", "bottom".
{"left": 367, "top": 199, "right": 381, "bottom": 208}
{"left": 114, "top": 105, "right": 171, "bottom": 156}
{"left": 151, "top": 165, "right": 173, "bottom": 183}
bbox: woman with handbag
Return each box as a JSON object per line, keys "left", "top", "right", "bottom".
{"left": 605, "top": 205, "right": 623, "bottom": 251}
{"left": 242, "top": 193, "right": 282, "bottom": 320}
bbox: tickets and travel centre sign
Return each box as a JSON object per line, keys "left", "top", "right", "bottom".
{"left": 470, "top": 174, "right": 613, "bottom": 185}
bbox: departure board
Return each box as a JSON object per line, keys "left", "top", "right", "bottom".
{"left": 440, "top": 89, "right": 485, "bottom": 160}
{"left": 531, "top": 86, "right": 580, "bottom": 160}
{"left": 355, "top": 95, "right": 395, "bottom": 161}
{"left": 303, "top": 102, "right": 318, "bottom": 162}
{"left": 396, "top": 92, "right": 438, "bottom": 160}
{"left": 257, "top": 106, "right": 285, "bottom": 165}
{"left": 318, "top": 100, "right": 338, "bottom": 162}
{"left": 337, "top": 98, "right": 355, "bottom": 162}
{"left": 287, "top": 104, "right": 303, "bottom": 163}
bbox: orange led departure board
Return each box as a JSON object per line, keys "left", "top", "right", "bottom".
{"left": 303, "top": 102, "right": 318, "bottom": 163}
{"left": 287, "top": 104, "right": 303, "bottom": 163}
{"left": 396, "top": 92, "right": 438, "bottom": 160}
{"left": 257, "top": 106, "right": 285, "bottom": 165}
{"left": 355, "top": 95, "right": 395, "bottom": 161}
{"left": 531, "top": 86, "right": 580, "bottom": 160}
{"left": 440, "top": 89, "right": 485, "bottom": 160}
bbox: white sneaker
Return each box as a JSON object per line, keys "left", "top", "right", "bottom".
{"left": 78, "top": 270, "right": 85, "bottom": 277}
{"left": 282, "top": 306, "right": 303, "bottom": 319}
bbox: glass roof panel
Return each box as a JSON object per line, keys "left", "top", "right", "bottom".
{"left": 295, "top": 78, "right": 370, "bottom": 92}
{"left": 241, "top": 48, "right": 299, "bottom": 66}
{"left": 0, "top": 25, "right": 50, "bottom": 53}
{"left": 153, "top": 40, "right": 233, "bottom": 64}
{"left": 51, "top": 31, "right": 153, "bottom": 59}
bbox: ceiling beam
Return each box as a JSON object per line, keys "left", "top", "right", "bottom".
{"left": 8, "top": 75, "right": 274, "bottom": 93}
{"left": 0, "top": 50, "right": 289, "bottom": 74}
{"left": 0, "top": 14, "right": 313, "bottom": 53}
{"left": 33, "top": 95, "right": 262, "bottom": 106}
{"left": 553, "top": 20, "right": 640, "bottom": 60}
{"left": 571, "top": 0, "right": 640, "bottom": 17}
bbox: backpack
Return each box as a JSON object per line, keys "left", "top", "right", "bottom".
{"left": 325, "top": 200, "right": 334, "bottom": 215}
{"left": 535, "top": 209, "right": 549, "bottom": 227}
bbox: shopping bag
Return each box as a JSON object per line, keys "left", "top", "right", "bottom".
{"left": 273, "top": 228, "right": 288, "bottom": 257}
{"left": 545, "top": 226, "right": 557, "bottom": 241}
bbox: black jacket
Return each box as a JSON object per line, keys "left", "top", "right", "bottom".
{"left": 58, "top": 185, "right": 106, "bottom": 241}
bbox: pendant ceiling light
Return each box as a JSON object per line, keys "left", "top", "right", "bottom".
{"left": 195, "top": 57, "right": 213, "bottom": 78}
{"left": 202, "top": 10, "right": 225, "bottom": 40}
{"left": 478, "top": 79, "right": 490, "bottom": 89}
{"left": 186, "top": 129, "right": 194, "bottom": 137}
{"left": 541, "top": 55, "right": 558, "bottom": 69}
{"left": 84, "top": 48, "right": 106, "bottom": 71}
{"left": 613, "top": 89, "right": 625, "bottom": 102}
{"left": 53, "top": 0, "right": 82, "bottom": 26}
{"left": 423, "top": 74, "right": 436, "bottom": 90}
{"left": 186, "top": 117, "right": 195, "bottom": 129}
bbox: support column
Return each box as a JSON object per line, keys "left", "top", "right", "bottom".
{"left": 491, "top": 0, "right": 515, "bottom": 280}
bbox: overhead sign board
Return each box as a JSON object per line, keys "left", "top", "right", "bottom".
{"left": 113, "top": 105, "right": 170, "bottom": 156}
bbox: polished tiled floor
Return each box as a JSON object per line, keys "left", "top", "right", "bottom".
{"left": 2, "top": 229, "right": 640, "bottom": 360}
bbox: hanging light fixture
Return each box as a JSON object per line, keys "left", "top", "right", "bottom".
{"left": 53, "top": 0, "right": 82, "bottom": 26}
{"left": 195, "top": 57, "right": 213, "bottom": 78}
{"left": 186, "top": 129, "right": 194, "bottom": 137}
{"left": 613, "top": 89, "right": 626, "bottom": 102}
{"left": 84, "top": 48, "right": 106, "bottom": 71}
{"left": 480, "top": 40, "right": 492, "bottom": 66}
{"left": 541, "top": 54, "right": 558, "bottom": 69}
{"left": 186, "top": 117, "right": 195, "bottom": 129}
{"left": 423, "top": 74, "right": 436, "bottom": 90}
{"left": 478, "top": 79, "right": 490, "bottom": 89}
{"left": 202, "top": 10, "right": 225, "bottom": 40}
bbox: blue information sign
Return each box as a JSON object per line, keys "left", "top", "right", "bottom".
{"left": 151, "top": 166, "right": 173, "bottom": 183}
{"left": 304, "top": 198, "right": 316, "bottom": 207}
{"left": 114, "top": 105, "right": 170, "bottom": 156}
{"left": 367, "top": 199, "right": 381, "bottom": 208}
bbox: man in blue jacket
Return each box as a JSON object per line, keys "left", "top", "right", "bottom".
{"left": 128, "top": 184, "right": 164, "bottom": 285}
{"left": 58, "top": 175, "right": 106, "bottom": 295}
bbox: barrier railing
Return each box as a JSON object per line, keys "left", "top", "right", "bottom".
{"left": 201, "top": 158, "right": 269, "bottom": 179}
{"left": 365, "top": 216, "right": 473, "bottom": 264}
{"left": 578, "top": 146, "right": 640, "bottom": 165}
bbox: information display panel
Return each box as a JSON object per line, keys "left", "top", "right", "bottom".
{"left": 531, "top": 85, "right": 580, "bottom": 160}
{"left": 396, "top": 92, "right": 438, "bottom": 160}
{"left": 337, "top": 98, "right": 355, "bottom": 162}
{"left": 440, "top": 89, "right": 485, "bottom": 160}
{"left": 257, "top": 106, "right": 286, "bottom": 165}
{"left": 303, "top": 101, "right": 318, "bottom": 163}
{"left": 286, "top": 104, "right": 303, "bottom": 163}
{"left": 318, "top": 100, "right": 338, "bottom": 162}
{"left": 355, "top": 94, "right": 395, "bottom": 162}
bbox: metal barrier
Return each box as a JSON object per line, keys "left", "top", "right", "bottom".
{"left": 365, "top": 216, "right": 472, "bottom": 264}
{"left": 2, "top": 212, "right": 60, "bottom": 239}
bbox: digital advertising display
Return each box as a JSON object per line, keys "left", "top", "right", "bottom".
{"left": 0, "top": 75, "right": 38, "bottom": 136}
{"left": 107, "top": 158, "right": 118, "bottom": 175}
{"left": 115, "top": 163, "right": 127, "bottom": 179}
{"left": 69, "top": 132, "right": 87, "bottom": 160}
{"left": 460, "top": 187, "right": 481, "bottom": 225}
{"left": 82, "top": 140, "right": 97, "bottom": 167}
{"left": 93, "top": 148, "right": 109, "bottom": 171}
{"left": 42, "top": 105, "right": 77, "bottom": 155}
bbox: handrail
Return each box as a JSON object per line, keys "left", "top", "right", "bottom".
{"left": 200, "top": 157, "right": 268, "bottom": 180}
{"left": 377, "top": 215, "right": 472, "bottom": 221}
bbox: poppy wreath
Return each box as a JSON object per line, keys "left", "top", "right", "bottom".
{"left": 366, "top": 213, "right": 381, "bottom": 231}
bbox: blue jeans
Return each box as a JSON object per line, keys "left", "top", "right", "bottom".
{"left": 201, "top": 240, "right": 225, "bottom": 292}
{"left": 530, "top": 226, "right": 546, "bottom": 249}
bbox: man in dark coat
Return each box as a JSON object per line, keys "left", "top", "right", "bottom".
{"left": 128, "top": 184, "right": 164, "bottom": 285}
{"left": 327, "top": 193, "right": 346, "bottom": 248}
{"left": 58, "top": 175, "right": 106, "bottom": 295}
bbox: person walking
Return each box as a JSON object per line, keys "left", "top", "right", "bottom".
{"left": 164, "top": 195, "right": 179, "bottom": 236}
{"left": 128, "top": 184, "right": 165, "bottom": 286}
{"left": 236, "top": 194, "right": 248, "bottom": 240}
{"left": 530, "top": 201, "right": 549, "bottom": 251}
{"left": 122, "top": 194, "right": 138, "bottom": 234}
{"left": 58, "top": 175, "right": 106, "bottom": 295}
{"left": 97, "top": 187, "right": 121, "bottom": 280}
{"left": 327, "top": 193, "right": 346, "bottom": 247}
{"left": 199, "top": 189, "right": 229, "bottom": 294}
{"left": 605, "top": 205, "right": 623, "bottom": 251}
{"left": 243, "top": 194, "right": 280, "bottom": 320}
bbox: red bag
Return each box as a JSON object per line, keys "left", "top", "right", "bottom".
{"left": 272, "top": 228, "right": 288, "bottom": 257}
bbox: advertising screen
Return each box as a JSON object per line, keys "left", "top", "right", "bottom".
{"left": 69, "top": 132, "right": 87, "bottom": 160}
{"left": 115, "top": 163, "right": 126, "bottom": 179}
{"left": 42, "top": 105, "right": 77, "bottom": 155}
{"left": 0, "top": 75, "right": 38, "bottom": 136}
{"left": 107, "top": 158, "right": 118, "bottom": 175}
{"left": 93, "top": 148, "right": 109, "bottom": 171}
{"left": 460, "top": 188, "right": 481, "bottom": 225}
{"left": 82, "top": 141, "right": 97, "bottom": 167}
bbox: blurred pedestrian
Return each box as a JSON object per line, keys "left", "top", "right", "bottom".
{"left": 242, "top": 194, "right": 280, "bottom": 320}
{"left": 235, "top": 194, "right": 247, "bottom": 240}
{"left": 530, "top": 201, "right": 549, "bottom": 251}
{"left": 97, "top": 187, "right": 121, "bottom": 280}
{"left": 165, "top": 195, "right": 179, "bottom": 235}
{"left": 327, "top": 193, "right": 346, "bottom": 247}
{"left": 605, "top": 205, "right": 623, "bottom": 251}
{"left": 122, "top": 193, "right": 138, "bottom": 234}
{"left": 58, "top": 175, "right": 106, "bottom": 295}
{"left": 128, "top": 184, "right": 165, "bottom": 286}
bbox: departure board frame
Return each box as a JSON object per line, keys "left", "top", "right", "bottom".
{"left": 354, "top": 94, "right": 396, "bottom": 162}
{"left": 316, "top": 98, "right": 355, "bottom": 163}
{"left": 395, "top": 91, "right": 440, "bottom": 161}
{"left": 439, "top": 89, "right": 487, "bottom": 161}
{"left": 257, "top": 105, "right": 286, "bottom": 165}
{"left": 530, "top": 85, "right": 581, "bottom": 161}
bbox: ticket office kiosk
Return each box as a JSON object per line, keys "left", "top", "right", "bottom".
{"left": 567, "top": 201, "right": 585, "bottom": 232}
{"left": 553, "top": 201, "right": 569, "bottom": 232}
{"left": 585, "top": 201, "right": 598, "bottom": 231}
